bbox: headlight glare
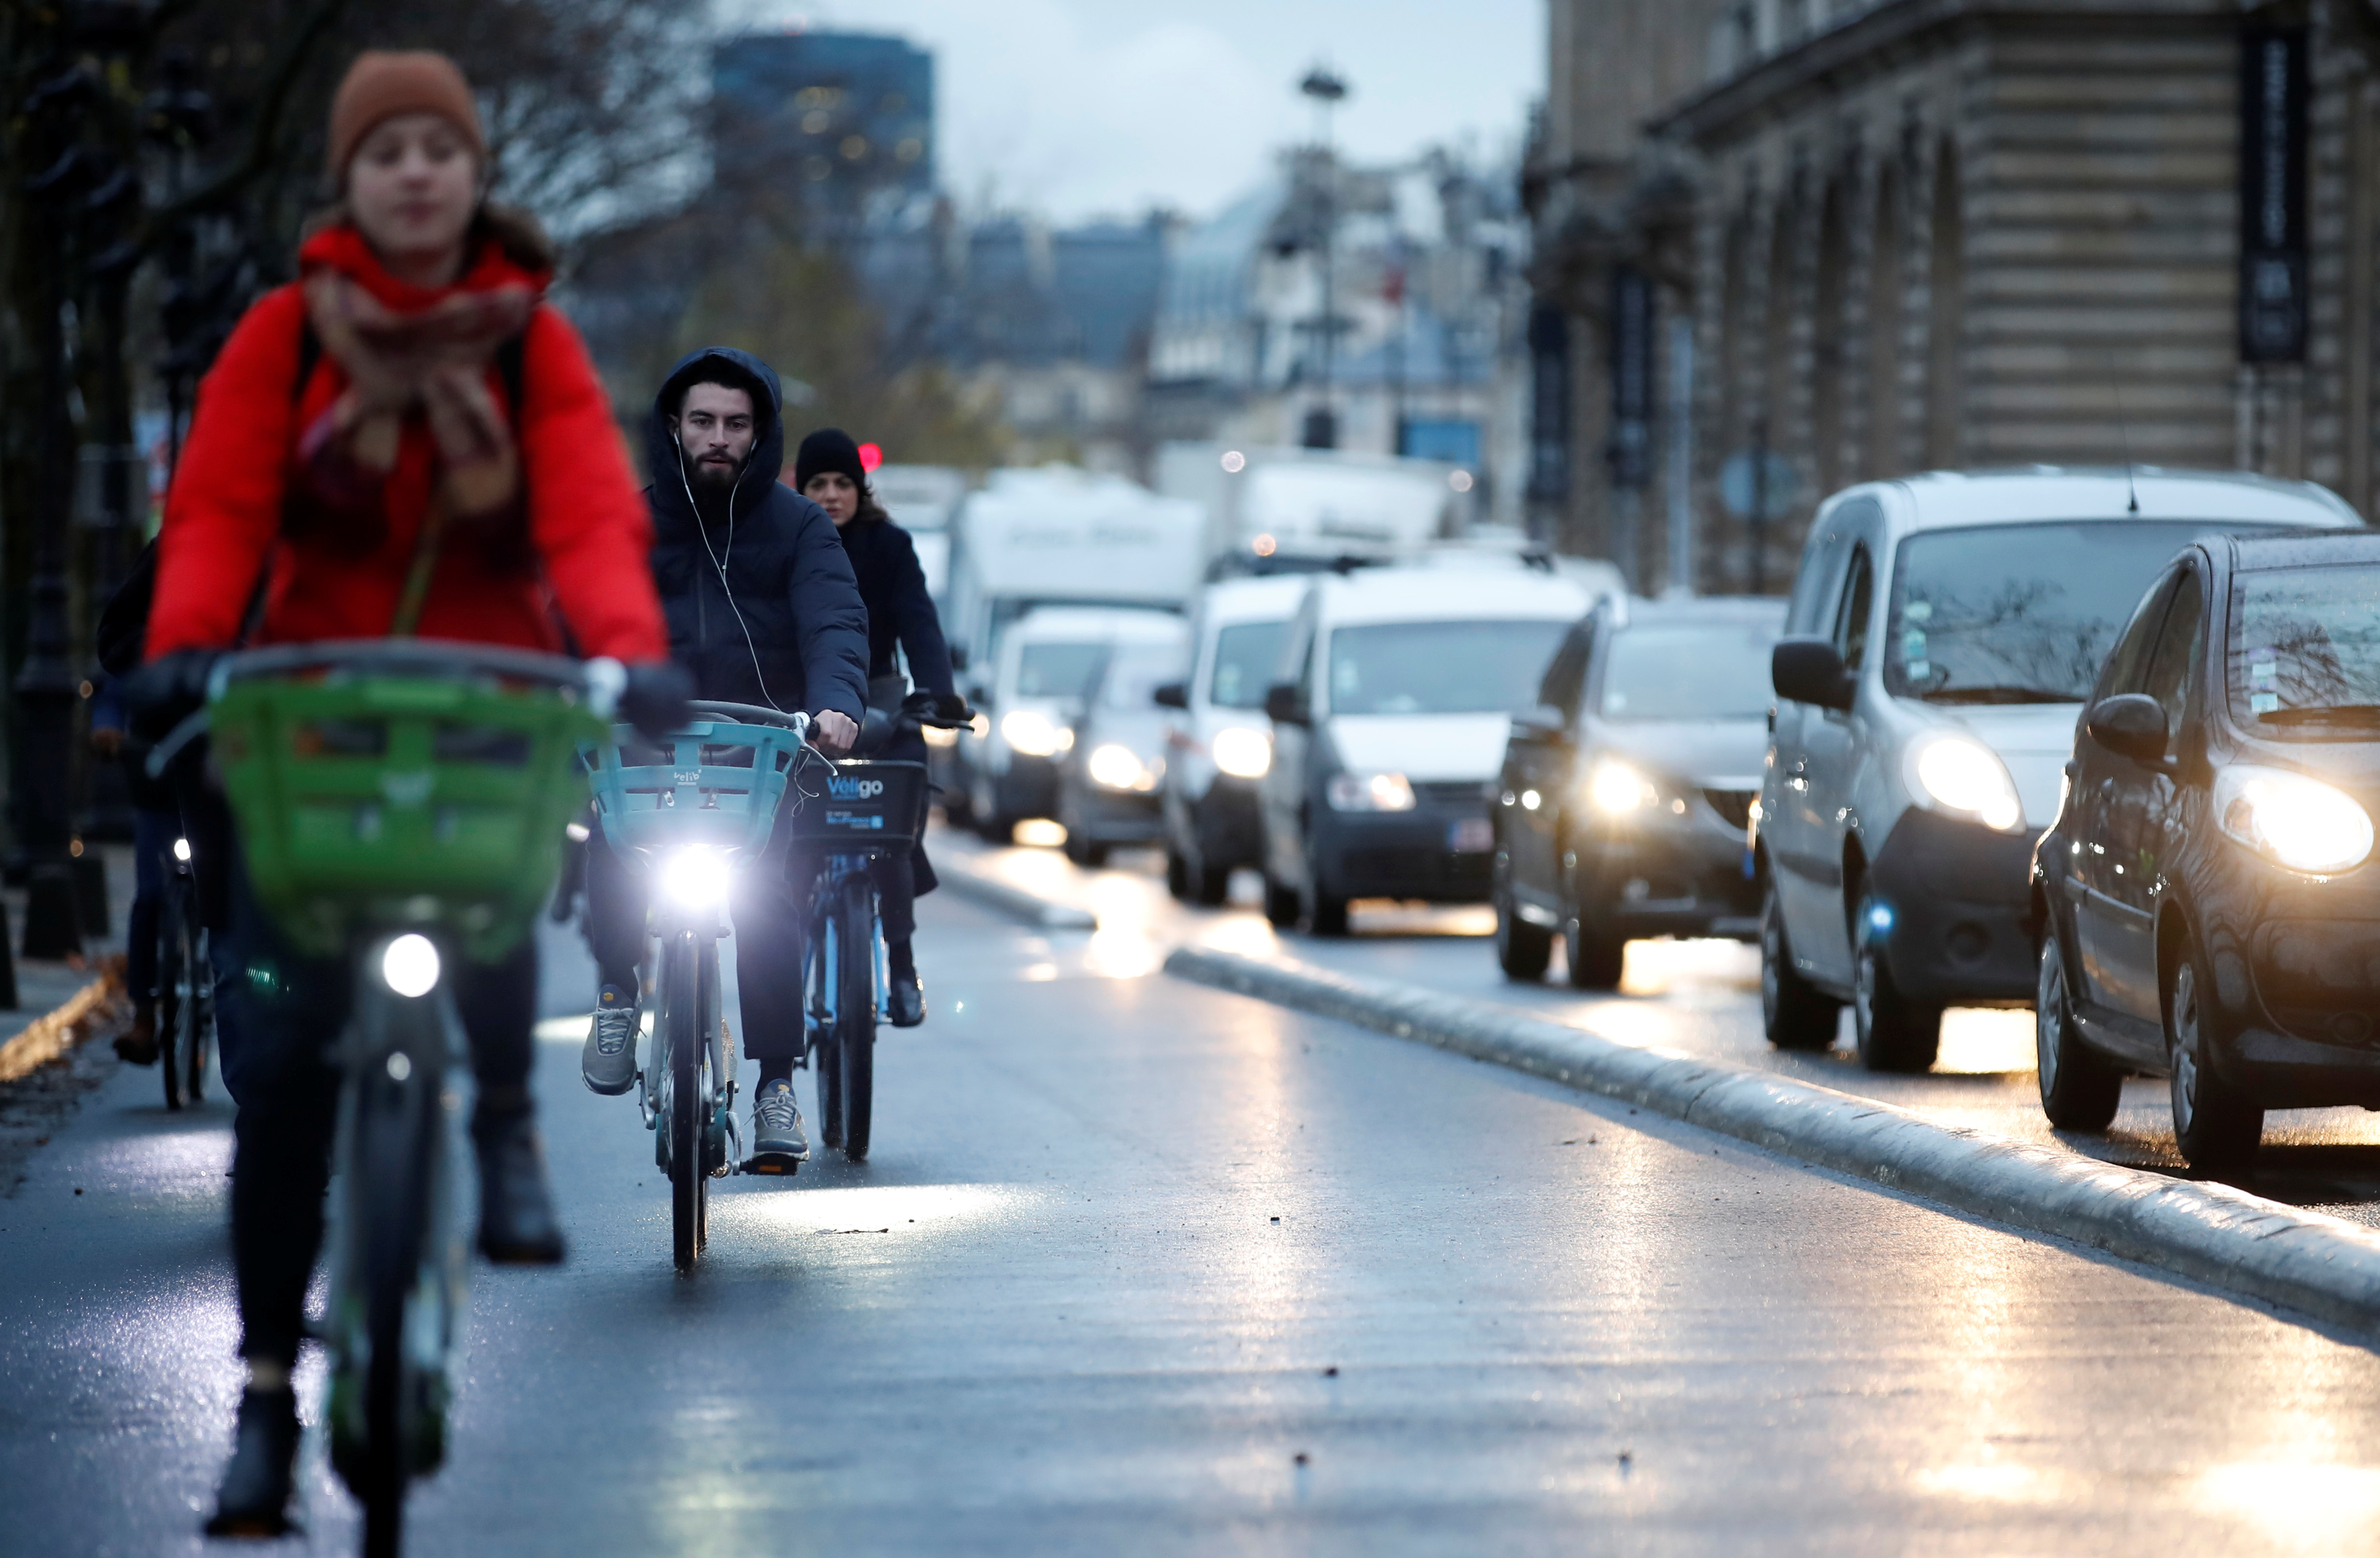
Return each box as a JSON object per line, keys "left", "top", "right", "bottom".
{"left": 1588, "top": 759, "right": 1657, "bottom": 814}
{"left": 2218, "top": 766, "right": 2374, "bottom": 874}
{"left": 1087, "top": 742, "right": 1151, "bottom": 790}
{"left": 1000, "top": 709, "right": 1066, "bottom": 758}
{"left": 1908, "top": 734, "right": 2024, "bottom": 833}
{"left": 1326, "top": 770, "right": 1416, "bottom": 811}
{"left": 1210, "top": 726, "right": 1272, "bottom": 779}
{"left": 663, "top": 844, "right": 733, "bottom": 909}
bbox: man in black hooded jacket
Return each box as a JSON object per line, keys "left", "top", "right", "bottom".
{"left": 579, "top": 346, "right": 869, "bottom": 1168}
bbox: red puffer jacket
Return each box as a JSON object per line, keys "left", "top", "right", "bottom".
{"left": 147, "top": 221, "right": 666, "bottom": 662}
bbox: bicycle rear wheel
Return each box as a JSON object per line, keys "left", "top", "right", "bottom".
{"left": 834, "top": 878, "right": 876, "bottom": 1161}
{"left": 813, "top": 904, "right": 845, "bottom": 1154}
{"left": 179, "top": 913, "right": 211, "bottom": 1104}
{"left": 661, "top": 932, "right": 705, "bottom": 1272}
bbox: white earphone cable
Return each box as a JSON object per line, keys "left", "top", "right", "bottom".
{"left": 678, "top": 429, "right": 785, "bottom": 714}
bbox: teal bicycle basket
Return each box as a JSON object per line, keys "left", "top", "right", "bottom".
{"left": 580, "top": 707, "right": 811, "bottom": 860}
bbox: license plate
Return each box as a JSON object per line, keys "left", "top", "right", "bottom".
{"left": 1448, "top": 817, "right": 1493, "bottom": 852}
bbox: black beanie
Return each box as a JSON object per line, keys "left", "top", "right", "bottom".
{"left": 794, "top": 428, "right": 866, "bottom": 493}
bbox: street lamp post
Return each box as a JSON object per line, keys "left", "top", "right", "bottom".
{"left": 1299, "top": 65, "right": 1347, "bottom": 450}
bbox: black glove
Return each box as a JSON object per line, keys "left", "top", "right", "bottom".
{"left": 618, "top": 660, "right": 693, "bottom": 743}
{"left": 931, "top": 690, "right": 972, "bottom": 723}
{"left": 121, "top": 648, "right": 221, "bottom": 745}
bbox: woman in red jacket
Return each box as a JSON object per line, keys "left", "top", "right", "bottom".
{"left": 147, "top": 52, "right": 677, "bottom": 1537}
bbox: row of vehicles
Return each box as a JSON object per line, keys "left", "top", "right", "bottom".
{"left": 915, "top": 455, "right": 2380, "bottom": 1176}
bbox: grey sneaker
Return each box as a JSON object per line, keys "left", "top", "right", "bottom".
{"left": 581, "top": 1005, "right": 640, "bottom": 1095}
{"left": 748, "top": 1080, "right": 809, "bottom": 1173}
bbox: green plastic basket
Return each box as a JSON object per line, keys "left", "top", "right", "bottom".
{"left": 209, "top": 654, "right": 607, "bottom": 961}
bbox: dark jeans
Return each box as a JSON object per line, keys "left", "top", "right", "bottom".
{"left": 125, "top": 809, "right": 172, "bottom": 1001}
{"left": 222, "top": 850, "right": 538, "bottom": 1366}
{"left": 583, "top": 819, "right": 811, "bottom": 1062}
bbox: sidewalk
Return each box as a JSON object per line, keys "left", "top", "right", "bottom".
{"left": 0, "top": 842, "right": 137, "bottom": 1193}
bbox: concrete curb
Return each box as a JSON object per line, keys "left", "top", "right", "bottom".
{"left": 1166, "top": 944, "right": 2380, "bottom": 1338}
{"left": 937, "top": 866, "right": 1099, "bottom": 930}
{"left": 0, "top": 962, "right": 128, "bottom": 1085}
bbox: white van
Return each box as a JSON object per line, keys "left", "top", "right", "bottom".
{"left": 1257, "top": 563, "right": 1601, "bottom": 934}
{"left": 1758, "top": 466, "right": 2359, "bottom": 1072}
{"left": 954, "top": 606, "right": 1185, "bottom": 840}
{"left": 1154, "top": 574, "right": 1310, "bottom": 902}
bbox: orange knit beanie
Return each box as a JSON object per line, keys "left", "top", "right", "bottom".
{"left": 326, "top": 51, "right": 485, "bottom": 181}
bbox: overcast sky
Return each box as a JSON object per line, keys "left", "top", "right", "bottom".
{"left": 725, "top": 0, "right": 1544, "bottom": 223}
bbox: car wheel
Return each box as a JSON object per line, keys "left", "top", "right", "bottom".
{"left": 1492, "top": 858, "right": 1551, "bottom": 981}
{"left": 1564, "top": 914, "right": 1625, "bottom": 990}
{"left": 1761, "top": 875, "right": 1839, "bottom": 1051}
{"left": 2165, "top": 929, "right": 2261, "bottom": 1169}
{"left": 1263, "top": 873, "right": 1300, "bottom": 929}
{"left": 1165, "top": 843, "right": 1191, "bottom": 899}
{"left": 1191, "top": 854, "right": 1231, "bottom": 907}
{"left": 1307, "top": 887, "right": 1351, "bottom": 938}
{"left": 2035, "top": 922, "right": 2121, "bottom": 1131}
{"left": 1852, "top": 884, "right": 1941, "bottom": 1073}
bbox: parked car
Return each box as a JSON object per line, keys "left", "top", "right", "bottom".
{"left": 1759, "top": 467, "right": 2359, "bottom": 1073}
{"left": 1053, "top": 615, "right": 1192, "bottom": 866}
{"left": 1154, "top": 575, "right": 1308, "bottom": 903}
{"left": 2034, "top": 528, "right": 2380, "bottom": 1168}
{"left": 1258, "top": 563, "right": 1601, "bottom": 935}
{"left": 955, "top": 606, "right": 1180, "bottom": 841}
{"left": 1495, "top": 595, "right": 1786, "bottom": 988}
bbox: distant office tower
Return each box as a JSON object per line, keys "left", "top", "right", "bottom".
{"left": 712, "top": 28, "right": 934, "bottom": 225}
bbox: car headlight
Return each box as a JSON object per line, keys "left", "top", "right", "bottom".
{"left": 1326, "top": 771, "right": 1416, "bottom": 811}
{"left": 2218, "top": 765, "right": 2374, "bottom": 875}
{"left": 1587, "top": 759, "right": 1660, "bottom": 814}
{"left": 1087, "top": 742, "right": 1153, "bottom": 791}
{"left": 1210, "top": 725, "right": 1272, "bottom": 779}
{"left": 1000, "top": 709, "right": 1070, "bottom": 758}
{"left": 1906, "top": 733, "right": 2024, "bottom": 833}
{"left": 662, "top": 844, "right": 733, "bottom": 909}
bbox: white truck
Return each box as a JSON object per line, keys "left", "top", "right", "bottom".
{"left": 1156, "top": 442, "right": 1464, "bottom": 569}
{"left": 940, "top": 467, "right": 1207, "bottom": 831}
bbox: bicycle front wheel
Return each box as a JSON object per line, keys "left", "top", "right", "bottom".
{"left": 833, "top": 878, "right": 876, "bottom": 1161}
{"left": 179, "top": 914, "right": 211, "bottom": 1104}
{"left": 661, "top": 931, "right": 706, "bottom": 1272}
{"left": 342, "top": 1039, "right": 439, "bottom": 1558}
{"left": 157, "top": 908, "right": 185, "bottom": 1112}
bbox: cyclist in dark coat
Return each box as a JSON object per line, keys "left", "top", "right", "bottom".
{"left": 794, "top": 428, "right": 963, "bottom": 1025}
{"left": 578, "top": 347, "right": 870, "bottom": 1170}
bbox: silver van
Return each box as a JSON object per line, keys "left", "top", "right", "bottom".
{"left": 1757, "top": 467, "right": 2358, "bottom": 1072}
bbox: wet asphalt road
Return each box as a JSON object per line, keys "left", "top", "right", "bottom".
{"left": 948, "top": 835, "right": 2380, "bottom": 1227}
{"left": 9, "top": 871, "right": 2380, "bottom": 1552}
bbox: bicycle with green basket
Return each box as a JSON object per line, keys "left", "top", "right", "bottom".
{"left": 579, "top": 700, "right": 816, "bottom": 1271}
{"left": 154, "top": 639, "right": 619, "bottom": 1558}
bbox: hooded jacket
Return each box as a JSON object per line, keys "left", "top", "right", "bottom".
{"left": 838, "top": 515, "right": 955, "bottom": 700}
{"left": 147, "top": 218, "right": 666, "bottom": 662}
{"left": 646, "top": 348, "right": 868, "bottom": 721}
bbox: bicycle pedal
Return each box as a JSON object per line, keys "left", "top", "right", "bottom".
{"left": 740, "top": 1153, "right": 802, "bottom": 1177}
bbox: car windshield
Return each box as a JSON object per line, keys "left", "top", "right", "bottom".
{"left": 1208, "top": 620, "right": 1288, "bottom": 709}
{"left": 1327, "top": 619, "right": 1572, "bottom": 716}
{"left": 1015, "top": 642, "right": 1107, "bottom": 700}
{"left": 1885, "top": 520, "right": 2267, "bottom": 704}
{"left": 1098, "top": 643, "right": 1187, "bottom": 710}
{"left": 1599, "top": 620, "right": 1782, "bottom": 722}
{"left": 2229, "top": 563, "right": 2380, "bottom": 733}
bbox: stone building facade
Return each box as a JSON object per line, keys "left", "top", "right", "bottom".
{"left": 1528, "top": 0, "right": 2380, "bottom": 596}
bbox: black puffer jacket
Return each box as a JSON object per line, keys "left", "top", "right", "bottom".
{"left": 645, "top": 347, "right": 868, "bottom": 720}
{"left": 838, "top": 516, "right": 955, "bottom": 699}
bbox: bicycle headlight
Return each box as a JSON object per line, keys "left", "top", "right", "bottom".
{"left": 1906, "top": 734, "right": 2024, "bottom": 834}
{"left": 381, "top": 933, "right": 441, "bottom": 998}
{"left": 1087, "top": 742, "right": 1152, "bottom": 791}
{"left": 2218, "top": 766, "right": 2374, "bottom": 875}
{"left": 663, "top": 844, "right": 733, "bottom": 909}
{"left": 1326, "top": 771, "right": 1416, "bottom": 811}
{"left": 1210, "top": 726, "right": 1271, "bottom": 779}
{"left": 172, "top": 836, "right": 193, "bottom": 863}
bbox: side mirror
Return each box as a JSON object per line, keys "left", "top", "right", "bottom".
{"left": 1511, "top": 703, "right": 1567, "bottom": 740}
{"left": 949, "top": 644, "right": 970, "bottom": 672}
{"left": 1264, "top": 682, "right": 1309, "bottom": 726}
{"left": 1152, "top": 681, "right": 1190, "bottom": 710}
{"left": 2085, "top": 692, "right": 2168, "bottom": 764}
{"left": 1773, "top": 637, "right": 1854, "bottom": 711}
